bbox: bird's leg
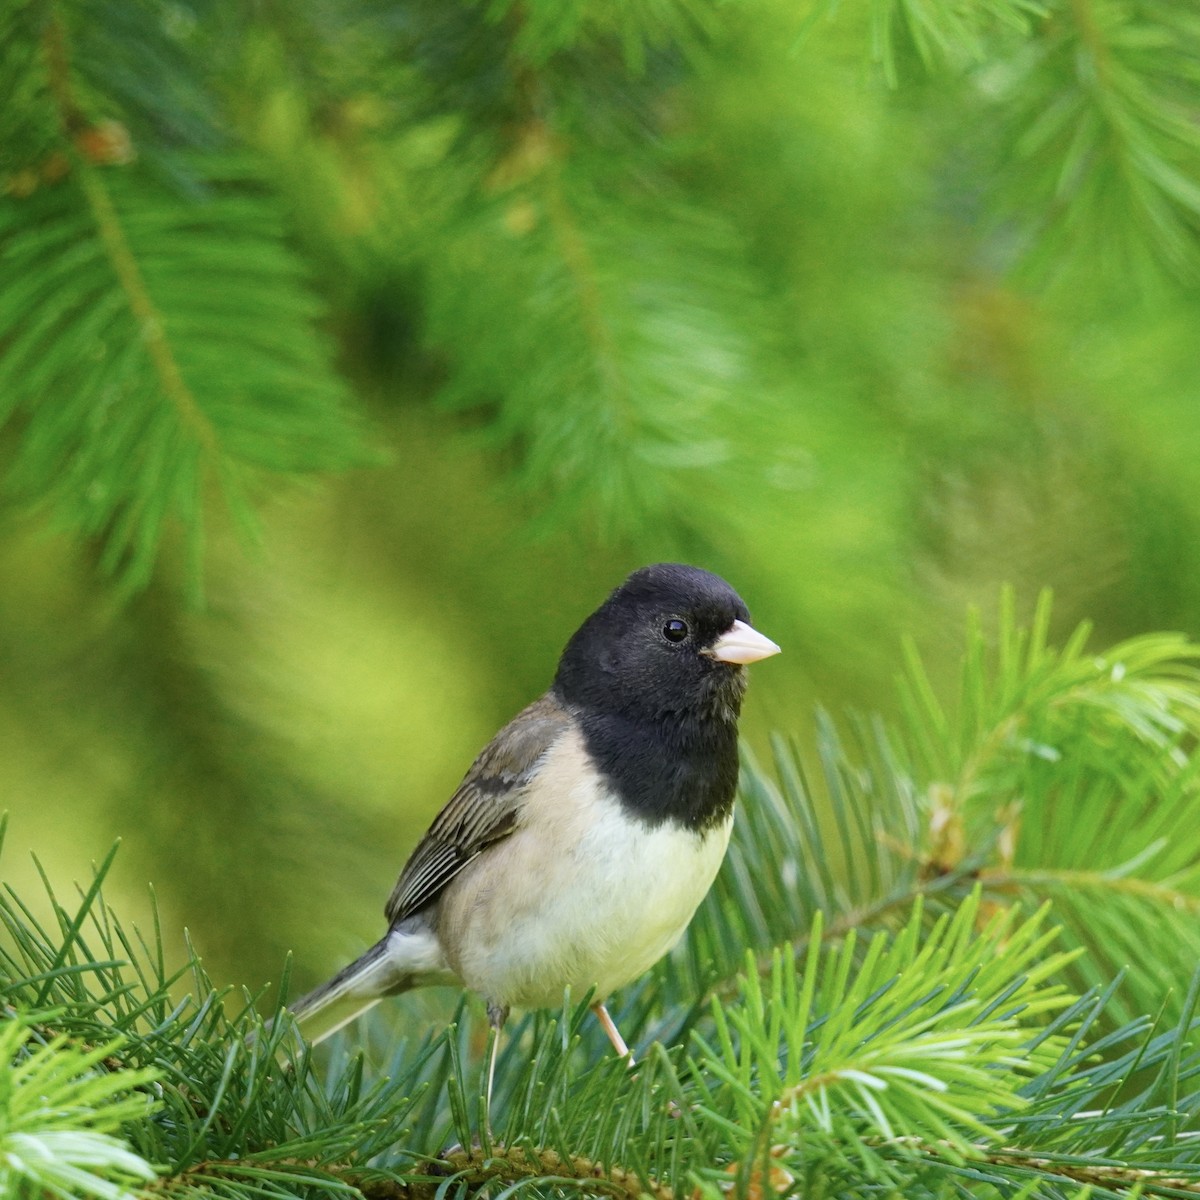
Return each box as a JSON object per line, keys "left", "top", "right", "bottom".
{"left": 484, "top": 1001, "right": 509, "bottom": 1145}
{"left": 590, "top": 1001, "right": 681, "bottom": 1116}
{"left": 591, "top": 1001, "right": 634, "bottom": 1065}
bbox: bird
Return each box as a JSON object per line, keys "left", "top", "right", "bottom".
{"left": 286, "top": 563, "right": 780, "bottom": 1105}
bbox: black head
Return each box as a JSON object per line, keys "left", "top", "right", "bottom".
{"left": 552, "top": 564, "right": 778, "bottom": 830}
{"left": 553, "top": 563, "right": 764, "bottom": 726}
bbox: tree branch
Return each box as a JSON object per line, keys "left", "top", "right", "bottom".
{"left": 986, "top": 866, "right": 1200, "bottom": 912}
{"left": 1066, "top": 0, "right": 1114, "bottom": 92}
{"left": 150, "top": 1144, "right": 676, "bottom": 1200}
{"left": 42, "top": 5, "right": 220, "bottom": 457}
{"left": 940, "top": 1139, "right": 1200, "bottom": 1197}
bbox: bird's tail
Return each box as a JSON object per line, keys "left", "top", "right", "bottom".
{"left": 287, "top": 936, "right": 414, "bottom": 1047}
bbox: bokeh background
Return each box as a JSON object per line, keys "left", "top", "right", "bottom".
{"left": 3, "top": 0, "right": 1200, "bottom": 998}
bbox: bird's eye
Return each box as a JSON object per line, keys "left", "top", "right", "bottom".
{"left": 663, "top": 618, "right": 689, "bottom": 643}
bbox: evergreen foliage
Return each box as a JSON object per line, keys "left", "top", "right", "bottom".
{"left": 4, "top": 0, "right": 1200, "bottom": 586}
{"left": 6, "top": 2, "right": 1200, "bottom": 1193}
{"left": 0, "top": 2, "right": 365, "bottom": 593}
{"left": 0, "top": 1017, "right": 156, "bottom": 1199}
{"left": 6, "top": 598, "right": 1200, "bottom": 1197}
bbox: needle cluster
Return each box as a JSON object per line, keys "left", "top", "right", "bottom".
{"left": 6, "top": 595, "right": 1200, "bottom": 1198}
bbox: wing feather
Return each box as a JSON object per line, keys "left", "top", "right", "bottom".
{"left": 384, "top": 693, "right": 570, "bottom": 925}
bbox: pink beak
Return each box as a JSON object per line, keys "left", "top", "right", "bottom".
{"left": 707, "top": 619, "right": 781, "bottom": 665}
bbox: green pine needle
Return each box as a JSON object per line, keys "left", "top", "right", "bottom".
{"left": 0, "top": 1016, "right": 157, "bottom": 1200}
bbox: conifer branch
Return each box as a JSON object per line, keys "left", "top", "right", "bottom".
{"left": 920, "top": 1138, "right": 1200, "bottom": 1196}
{"left": 41, "top": 7, "right": 220, "bottom": 458}
{"left": 503, "top": 13, "right": 629, "bottom": 409}
{"left": 987, "top": 866, "right": 1200, "bottom": 912}
{"left": 803, "top": 869, "right": 969, "bottom": 945}
{"left": 146, "top": 1145, "right": 674, "bottom": 1200}
{"left": 496, "top": 17, "right": 638, "bottom": 459}
{"left": 498, "top": 17, "right": 629, "bottom": 422}
{"left": 435, "top": 1144, "right": 674, "bottom": 1200}
{"left": 724, "top": 870, "right": 972, "bottom": 996}
{"left": 542, "top": 166, "right": 636, "bottom": 437}
{"left": 1066, "top": 0, "right": 1113, "bottom": 91}
{"left": 41, "top": 4, "right": 79, "bottom": 133}
{"left": 75, "top": 167, "right": 220, "bottom": 456}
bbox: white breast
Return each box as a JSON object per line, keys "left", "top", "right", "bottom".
{"left": 435, "top": 729, "right": 733, "bottom": 1011}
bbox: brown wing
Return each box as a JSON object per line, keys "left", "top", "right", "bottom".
{"left": 384, "top": 692, "right": 571, "bottom": 926}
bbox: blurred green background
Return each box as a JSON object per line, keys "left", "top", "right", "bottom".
{"left": 2, "top": 0, "right": 1200, "bottom": 997}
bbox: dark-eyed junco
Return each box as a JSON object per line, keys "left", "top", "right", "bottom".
{"left": 288, "top": 563, "right": 779, "bottom": 1089}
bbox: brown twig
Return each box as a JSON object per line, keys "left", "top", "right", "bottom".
{"left": 147, "top": 1143, "right": 678, "bottom": 1200}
